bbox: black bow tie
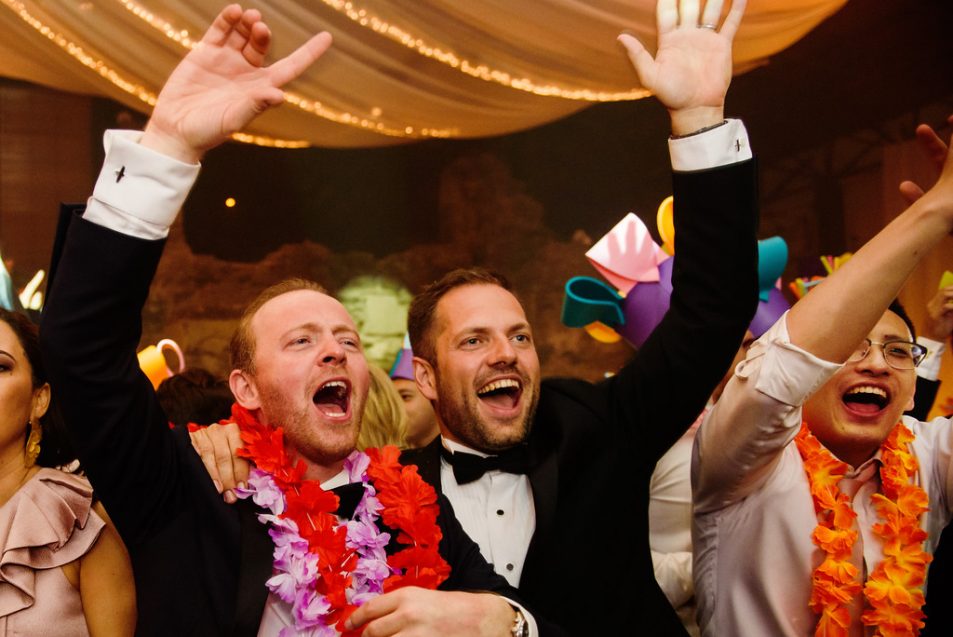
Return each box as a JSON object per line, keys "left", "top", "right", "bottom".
{"left": 440, "top": 445, "right": 531, "bottom": 485}
{"left": 329, "top": 482, "right": 365, "bottom": 519}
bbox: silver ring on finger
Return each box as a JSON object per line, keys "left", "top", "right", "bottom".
{"left": 698, "top": 23, "right": 718, "bottom": 30}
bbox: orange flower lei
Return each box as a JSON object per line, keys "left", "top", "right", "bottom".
{"left": 795, "top": 422, "right": 932, "bottom": 637}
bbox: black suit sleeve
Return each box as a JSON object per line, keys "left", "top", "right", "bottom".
{"left": 604, "top": 159, "right": 759, "bottom": 460}
{"left": 435, "top": 495, "right": 569, "bottom": 637}
{"left": 909, "top": 375, "right": 941, "bottom": 421}
{"left": 40, "top": 214, "right": 194, "bottom": 546}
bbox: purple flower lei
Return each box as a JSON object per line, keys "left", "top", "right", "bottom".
{"left": 235, "top": 450, "right": 392, "bottom": 634}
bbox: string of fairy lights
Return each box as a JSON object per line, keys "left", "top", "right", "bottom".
{"left": 3, "top": 0, "right": 649, "bottom": 147}
{"left": 0, "top": 0, "right": 313, "bottom": 146}
{"left": 2, "top": 0, "right": 158, "bottom": 106}
{"left": 116, "top": 0, "right": 457, "bottom": 140}
{"left": 312, "top": 0, "right": 650, "bottom": 102}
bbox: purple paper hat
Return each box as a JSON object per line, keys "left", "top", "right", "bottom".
{"left": 389, "top": 334, "right": 415, "bottom": 381}
{"left": 618, "top": 256, "right": 674, "bottom": 347}
{"left": 748, "top": 287, "right": 790, "bottom": 339}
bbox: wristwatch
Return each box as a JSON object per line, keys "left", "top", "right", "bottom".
{"left": 510, "top": 607, "right": 529, "bottom": 637}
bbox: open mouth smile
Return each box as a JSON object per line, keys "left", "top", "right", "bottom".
{"left": 476, "top": 378, "right": 523, "bottom": 414}
{"left": 313, "top": 379, "right": 351, "bottom": 419}
{"left": 841, "top": 384, "right": 890, "bottom": 417}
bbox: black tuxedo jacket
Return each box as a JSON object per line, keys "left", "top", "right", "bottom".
{"left": 40, "top": 214, "right": 518, "bottom": 636}
{"left": 908, "top": 375, "right": 941, "bottom": 421}
{"left": 404, "top": 158, "right": 760, "bottom": 636}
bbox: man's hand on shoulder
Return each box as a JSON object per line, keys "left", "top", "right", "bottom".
{"left": 190, "top": 421, "right": 249, "bottom": 503}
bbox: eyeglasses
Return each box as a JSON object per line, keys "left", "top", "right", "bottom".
{"left": 846, "top": 338, "right": 927, "bottom": 370}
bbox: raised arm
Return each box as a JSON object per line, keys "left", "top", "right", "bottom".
{"left": 604, "top": 0, "right": 758, "bottom": 456}
{"left": 786, "top": 141, "right": 953, "bottom": 360}
{"left": 696, "top": 127, "right": 953, "bottom": 509}
{"left": 40, "top": 5, "right": 330, "bottom": 542}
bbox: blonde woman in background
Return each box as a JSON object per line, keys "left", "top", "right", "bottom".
{"left": 356, "top": 364, "right": 408, "bottom": 450}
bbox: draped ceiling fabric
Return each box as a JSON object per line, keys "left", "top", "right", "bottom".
{"left": 0, "top": 0, "right": 847, "bottom": 148}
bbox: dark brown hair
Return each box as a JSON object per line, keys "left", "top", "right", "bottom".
{"left": 407, "top": 268, "right": 511, "bottom": 363}
{"left": 157, "top": 367, "right": 234, "bottom": 427}
{"left": 887, "top": 299, "right": 917, "bottom": 341}
{"left": 0, "top": 309, "right": 75, "bottom": 467}
{"left": 229, "top": 278, "right": 327, "bottom": 373}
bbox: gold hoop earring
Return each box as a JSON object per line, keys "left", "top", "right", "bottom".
{"left": 25, "top": 420, "right": 42, "bottom": 467}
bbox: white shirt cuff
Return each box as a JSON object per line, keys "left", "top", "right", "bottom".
{"left": 917, "top": 336, "right": 946, "bottom": 380}
{"left": 737, "top": 312, "right": 842, "bottom": 407}
{"left": 668, "top": 118, "right": 752, "bottom": 172}
{"left": 501, "top": 598, "right": 538, "bottom": 637}
{"left": 83, "top": 130, "right": 201, "bottom": 239}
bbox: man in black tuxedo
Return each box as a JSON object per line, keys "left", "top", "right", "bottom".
{"left": 195, "top": 1, "right": 758, "bottom": 634}
{"left": 398, "top": 1, "right": 759, "bottom": 634}
{"left": 39, "top": 6, "right": 541, "bottom": 636}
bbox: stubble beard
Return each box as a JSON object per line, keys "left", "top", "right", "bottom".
{"left": 257, "top": 383, "right": 360, "bottom": 469}
{"left": 435, "top": 375, "right": 538, "bottom": 453}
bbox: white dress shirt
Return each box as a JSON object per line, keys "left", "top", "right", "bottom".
{"left": 440, "top": 438, "right": 536, "bottom": 587}
{"left": 917, "top": 336, "right": 946, "bottom": 382}
{"left": 649, "top": 411, "right": 706, "bottom": 637}
{"left": 693, "top": 313, "right": 953, "bottom": 637}
{"left": 83, "top": 130, "right": 200, "bottom": 238}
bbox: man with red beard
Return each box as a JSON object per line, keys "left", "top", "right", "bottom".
{"left": 692, "top": 127, "right": 953, "bottom": 634}
{"left": 397, "top": 0, "right": 759, "bottom": 634}
{"left": 40, "top": 6, "right": 544, "bottom": 636}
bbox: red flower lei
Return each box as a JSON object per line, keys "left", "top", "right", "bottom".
{"left": 230, "top": 405, "right": 450, "bottom": 634}
{"left": 795, "top": 422, "right": 932, "bottom": 637}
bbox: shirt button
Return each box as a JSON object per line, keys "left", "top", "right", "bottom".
{"left": 506, "top": 563, "right": 514, "bottom": 571}
{"left": 496, "top": 509, "right": 504, "bottom": 516}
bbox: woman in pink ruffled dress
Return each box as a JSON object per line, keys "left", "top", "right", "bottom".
{"left": 0, "top": 309, "right": 134, "bottom": 635}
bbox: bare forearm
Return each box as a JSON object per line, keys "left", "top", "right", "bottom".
{"left": 787, "top": 194, "right": 953, "bottom": 361}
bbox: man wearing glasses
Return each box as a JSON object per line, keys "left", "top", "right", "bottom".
{"left": 690, "top": 129, "right": 953, "bottom": 635}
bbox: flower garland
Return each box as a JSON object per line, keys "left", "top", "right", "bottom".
{"left": 795, "top": 422, "right": 932, "bottom": 637}
{"left": 230, "top": 404, "right": 450, "bottom": 636}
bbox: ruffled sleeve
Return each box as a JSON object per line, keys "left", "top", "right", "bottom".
{"left": 0, "top": 468, "right": 105, "bottom": 618}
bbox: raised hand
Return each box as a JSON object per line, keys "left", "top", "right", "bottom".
{"left": 899, "top": 115, "right": 953, "bottom": 204}
{"left": 141, "top": 4, "right": 332, "bottom": 163}
{"left": 923, "top": 285, "right": 953, "bottom": 342}
{"left": 618, "top": 0, "right": 746, "bottom": 135}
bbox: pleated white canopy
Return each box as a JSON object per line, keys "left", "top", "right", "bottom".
{"left": 0, "top": 0, "right": 847, "bottom": 147}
